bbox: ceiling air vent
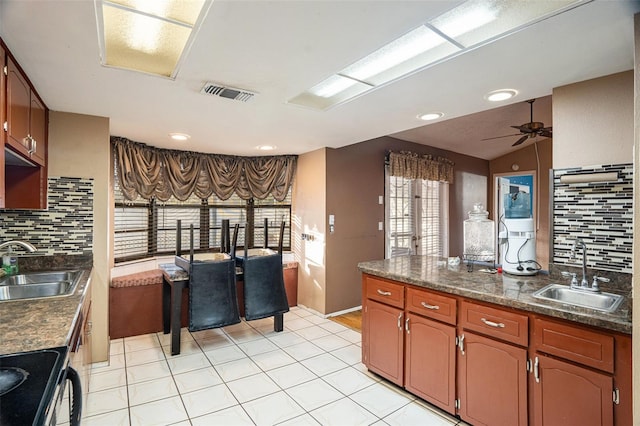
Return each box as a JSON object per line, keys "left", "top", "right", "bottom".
{"left": 200, "top": 82, "right": 256, "bottom": 102}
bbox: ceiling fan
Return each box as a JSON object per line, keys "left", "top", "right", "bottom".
{"left": 482, "top": 99, "right": 552, "bottom": 146}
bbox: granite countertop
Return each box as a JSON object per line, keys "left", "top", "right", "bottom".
{"left": 358, "top": 256, "right": 632, "bottom": 335}
{"left": 0, "top": 255, "right": 93, "bottom": 355}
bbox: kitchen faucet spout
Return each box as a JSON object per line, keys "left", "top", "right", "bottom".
{"left": 0, "top": 240, "right": 38, "bottom": 255}
{"left": 570, "top": 238, "right": 589, "bottom": 289}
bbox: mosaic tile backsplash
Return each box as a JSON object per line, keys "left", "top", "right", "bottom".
{"left": 0, "top": 177, "right": 93, "bottom": 255}
{"left": 553, "top": 163, "right": 633, "bottom": 274}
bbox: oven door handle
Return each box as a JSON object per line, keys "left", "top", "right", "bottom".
{"left": 65, "top": 366, "right": 82, "bottom": 426}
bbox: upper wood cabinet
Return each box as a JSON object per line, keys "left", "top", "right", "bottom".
{"left": 2, "top": 39, "right": 48, "bottom": 210}
{"left": 6, "top": 56, "right": 46, "bottom": 166}
{"left": 0, "top": 43, "right": 6, "bottom": 209}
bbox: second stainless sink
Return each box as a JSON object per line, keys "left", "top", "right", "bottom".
{"left": 532, "top": 284, "right": 623, "bottom": 313}
{"left": 0, "top": 270, "right": 82, "bottom": 301}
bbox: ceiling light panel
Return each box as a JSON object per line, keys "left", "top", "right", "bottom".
{"left": 288, "top": 0, "right": 587, "bottom": 111}
{"left": 97, "top": 0, "right": 210, "bottom": 78}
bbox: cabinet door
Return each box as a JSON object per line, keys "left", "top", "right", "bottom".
{"left": 28, "top": 94, "right": 45, "bottom": 166}
{"left": 458, "top": 332, "right": 528, "bottom": 426}
{"left": 0, "top": 44, "right": 5, "bottom": 208}
{"left": 533, "top": 355, "right": 613, "bottom": 426}
{"left": 6, "top": 57, "right": 31, "bottom": 158}
{"left": 405, "top": 314, "right": 456, "bottom": 414}
{"left": 364, "top": 299, "right": 404, "bottom": 385}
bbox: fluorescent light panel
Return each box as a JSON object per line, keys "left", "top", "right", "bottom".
{"left": 289, "top": 0, "right": 585, "bottom": 110}
{"left": 97, "top": 0, "right": 210, "bottom": 78}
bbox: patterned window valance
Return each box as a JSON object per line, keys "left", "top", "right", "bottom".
{"left": 388, "top": 151, "right": 455, "bottom": 183}
{"left": 112, "top": 137, "right": 297, "bottom": 202}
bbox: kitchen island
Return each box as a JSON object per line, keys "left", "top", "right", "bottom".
{"left": 358, "top": 255, "right": 632, "bottom": 426}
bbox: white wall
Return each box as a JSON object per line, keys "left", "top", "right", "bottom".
{"left": 553, "top": 71, "right": 634, "bottom": 168}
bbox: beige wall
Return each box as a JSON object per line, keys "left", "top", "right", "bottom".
{"left": 553, "top": 71, "right": 634, "bottom": 168}
{"left": 293, "top": 148, "right": 327, "bottom": 314}
{"left": 48, "top": 111, "right": 111, "bottom": 362}
{"left": 489, "top": 139, "right": 552, "bottom": 269}
{"left": 633, "top": 12, "right": 639, "bottom": 424}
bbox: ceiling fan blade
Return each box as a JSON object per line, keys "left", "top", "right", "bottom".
{"left": 512, "top": 135, "right": 529, "bottom": 146}
{"left": 538, "top": 129, "right": 553, "bottom": 138}
{"left": 481, "top": 133, "right": 522, "bottom": 141}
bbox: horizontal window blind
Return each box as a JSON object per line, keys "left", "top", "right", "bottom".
{"left": 114, "top": 167, "right": 292, "bottom": 263}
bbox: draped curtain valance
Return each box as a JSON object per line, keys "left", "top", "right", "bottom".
{"left": 388, "top": 151, "right": 454, "bottom": 183}
{"left": 112, "top": 137, "right": 297, "bottom": 202}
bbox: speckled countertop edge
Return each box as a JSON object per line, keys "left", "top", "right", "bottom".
{"left": 358, "top": 256, "right": 632, "bottom": 335}
{"left": 0, "top": 255, "right": 93, "bottom": 355}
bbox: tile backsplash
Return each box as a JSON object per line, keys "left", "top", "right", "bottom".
{"left": 553, "top": 163, "right": 633, "bottom": 274}
{"left": 0, "top": 177, "right": 93, "bottom": 255}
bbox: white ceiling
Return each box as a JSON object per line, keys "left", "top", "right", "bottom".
{"left": 0, "top": 0, "right": 638, "bottom": 160}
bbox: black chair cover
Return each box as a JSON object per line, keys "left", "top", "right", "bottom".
{"left": 188, "top": 259, "right": 241, "bottom": 331}
{"left": 242, "top": 253, "right": 290, "bottom": 321}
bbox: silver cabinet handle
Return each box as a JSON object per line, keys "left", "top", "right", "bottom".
{"left": 405, "top": 317, "right": 410, "bottom": 334}
{"left": 458, "top": 334, "right": 465, "bottom": 355}
{"left": 421, "top": 301, "right": 439, "bottom": 310}
{"left": 397, "top": 313, "right": 403, "bottom": 329}
{"left": 534, "top": 356, "right": 540, "bottom": 383}
{"left": 377, "top": 289, "right": 391, "bottom": 296}
{"left": 481, "top": 318, "right": 505, "bottom": 328}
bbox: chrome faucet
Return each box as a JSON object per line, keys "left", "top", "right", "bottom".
{"left": 0, "top": 240, "right": 37, "bottom": 256}
{"left": 570, "top": 238, "right": 591, "bottom": 289}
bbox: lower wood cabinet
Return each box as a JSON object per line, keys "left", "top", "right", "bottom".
{"left": 364, "top": 299, "right": 404, "bottom": 385}
{"left": 405, "top": 313, "right": 456, "bottom": 413}
{"left": 458, "top": 331, "right": 528, "bottom": 426}
{"left": 361, "top": 273, "right": 631, "bottom": 426}
{"left": 533, "top": 354, "right": 613, "bottom": 426}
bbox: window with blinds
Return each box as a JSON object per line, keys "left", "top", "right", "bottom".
{"left": 385, "top": 172, "right": 449, "bottom": 258}
{"left": 114, "top": 174, "right": 292, "bottom": 263}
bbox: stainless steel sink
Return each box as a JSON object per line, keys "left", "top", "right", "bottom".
{"left": 0, "top": 271, "right": 82, "bottom": 301}
{"left": 532, "top": 284, "right": 623, "bottom": 313}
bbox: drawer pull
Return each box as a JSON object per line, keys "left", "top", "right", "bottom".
{"left": 481, "top": 318, "right": 505, "bottom": 328}
{"left": 377, "top": 289, "right": 392, "bottom": 296}
{"left": 421, "top": 302, "right": 440, "bottom": 310}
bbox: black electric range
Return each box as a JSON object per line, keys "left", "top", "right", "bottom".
{"left": 0, "top": 346, "right": 68, "bottom": 425}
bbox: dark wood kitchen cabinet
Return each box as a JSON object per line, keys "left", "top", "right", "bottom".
{"left": 1, "top": 38, "right": 48, "bottom": 209}
{"left": 0, "top": 43, "right": 5, "bottom": 208}
{"left": 6, "top": 56, "right": 46, "bottom": 166}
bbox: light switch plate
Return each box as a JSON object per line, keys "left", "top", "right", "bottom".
{"left": 378, "top": 221, "right": 383, "bottom": 231}
{"left": 378, "top": 195, "right": 383, "bottom": 205}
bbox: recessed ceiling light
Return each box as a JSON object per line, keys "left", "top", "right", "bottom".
{"left": 257, "top": 145, "right": 276, "bottom": 151}
{"left": 486, "top": 89, "right": 518, "bottom": 102}
{"left": 418, "top": 112, "right": 444, "bottom": 121}
{"left": 169, "top": 133, "right": 190, "bottom": 141}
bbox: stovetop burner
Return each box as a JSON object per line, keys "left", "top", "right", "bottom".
{"left": 0, "top": 367, "right": 29, "bottom": 396}
{"left": 0, "top": 347, "right": 68, "bottom": 425}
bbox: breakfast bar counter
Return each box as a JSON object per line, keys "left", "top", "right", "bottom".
{"left": 358, "top": 255, "right": 632, "bottom": 334}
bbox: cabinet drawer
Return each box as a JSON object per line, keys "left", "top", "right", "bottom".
{"left": 461, "top": 301, "right": 528, "bottom": 346}
{"left": 534, "top": 318, "right": 614, "bottom": 373}
{"left": 364, "top": 275, "right": 404, "bottom": 309}
{"left": 406, "top": 287, "right": 456, "bottom": 325}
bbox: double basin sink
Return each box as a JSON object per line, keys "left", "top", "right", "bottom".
{"left": 532, "top": 283, "right": 624, "bottom": 313}
{"left": 0, "top": 270, "right": 82, "bottom": 301}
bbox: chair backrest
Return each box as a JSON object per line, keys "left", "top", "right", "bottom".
{"left": 255, "top": 220, "right": 286, "bottom": 254}
{"left": 188, "top": 258, "right": 240, "bottom": 331}
{"left": 221, "top": 219, "right": 230, "bottom": 254}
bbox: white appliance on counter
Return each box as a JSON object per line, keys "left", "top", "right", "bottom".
{"left": 499, "top": 191, "right": 538, "bottom": 276}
